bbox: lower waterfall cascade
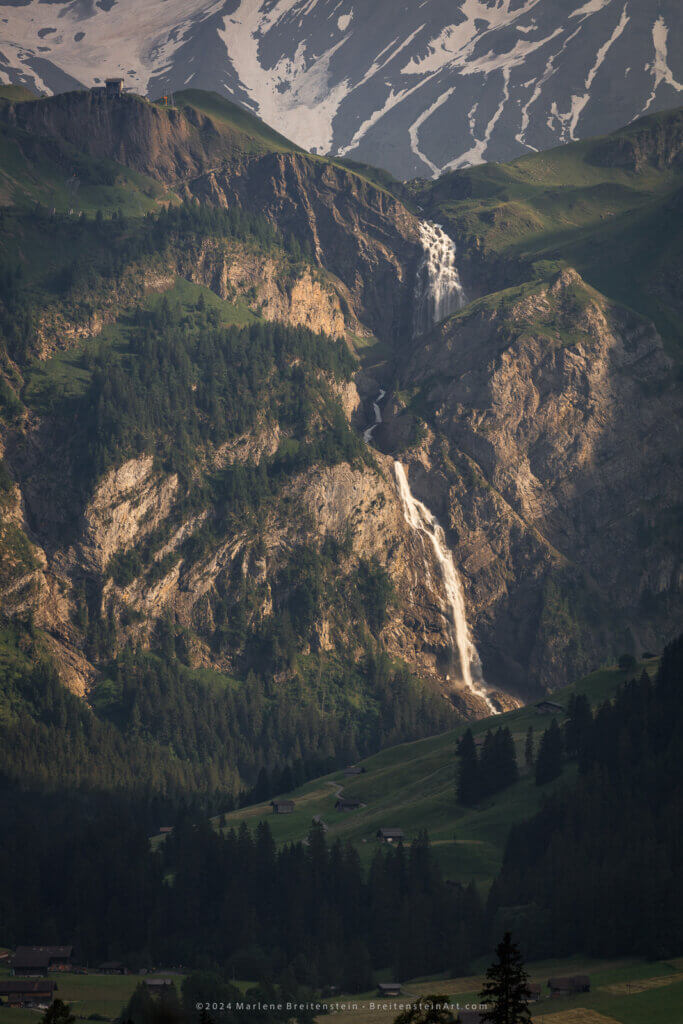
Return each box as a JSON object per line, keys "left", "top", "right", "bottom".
{"left": 360, "top": 387, "right": 495, "bottom": 713}
{"left": 394, "top": 462, "right": 496, "bottom": 714}
{"left": 413, "top": 220, "right": 467, "bottom": 337}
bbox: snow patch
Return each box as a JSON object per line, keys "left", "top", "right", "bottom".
{"left": 643, "top": 16, "right": 683, "bottom": 112}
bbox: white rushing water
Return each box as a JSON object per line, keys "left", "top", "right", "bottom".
{"left": 361, "top": 229, "right": 493, "bottom": 711}
{"left": 413, "top": 221, "right": 467, "bottom": 337}
{"left": 394, "top": 463, "right": 496, "bottom": 714}
{"left": 363, "top": 388, "right": 386, "bottom": 444}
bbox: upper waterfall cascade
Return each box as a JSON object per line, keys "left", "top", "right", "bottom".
{"left": 394, "top": 463, "right": 496, "bottom": 714}
{"left": 413, "top": 221, "right": 466, "bottom": 338}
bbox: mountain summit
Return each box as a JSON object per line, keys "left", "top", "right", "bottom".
{"left": 1, "top": 0, "right": 682, "bottom": 178}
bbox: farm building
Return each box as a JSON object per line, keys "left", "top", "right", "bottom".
{"left": 548, "top": 975, "right": 590, "bottom": 996}
{"left": 144, "top": 979, "right": 174, "bottom": 992}
{"left": 271, "top": 799, "right": 295, "bottom": 814}
{"left": 535, "top": 700, "right": 564, "bottom": 715}
{"left": 335, "top": 797, "right": 361, "bottom": 811}
{"left": 98, "top": 961, "right": 127, "bottom": 975}
{"left": 377, "top": 982, "right": 402, "bottom": 996}
{"left": 0, "top": 980, "right": 56, "bottom": 1008}
{"left": 344, "top": 766, "right": 363, "bottom": 776}
{"left": 12, "top": 946, "right": 73, "bottom": 975}
{"left": 105, "top": 78, "right": 124, "bottom": 97}
{"left": 377, "top": 828, "right": 405, "bottom": 843}
{"left": 528, "top": 983, "right": 541, "bottom": 1002}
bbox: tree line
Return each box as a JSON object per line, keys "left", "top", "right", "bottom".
{"left": 488, "top": 635, "right": 683, "bottom": 959}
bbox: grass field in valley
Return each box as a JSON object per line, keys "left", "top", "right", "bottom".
{"left": 210, "top": 661, "right": 654, "bottom": 885}
{"left": 0, "top": 967, "right": 183, "bottom": 1023}
{"left": 314, "top": 955, "right": 683, "bottom": 1024}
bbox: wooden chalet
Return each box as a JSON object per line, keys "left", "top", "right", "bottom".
{"left": 144, "top": 979, "right": 174, "bottom": 991}
{"left": 377, "top": 827, "right": 405, "bottom": 843}
{"left": 377, "top": 982, "right": 402, "bottom": 996}
{"left": 0, "top": 980, "right": 56, "bottom": 1008}
{"left": 343, "top": 766, "right": 363, "bottom": 776}
{"left": 271, "top": 799, "right": 295, "bottom": 814}
{"left": 535, "top": 700, "right": 564, "bottom": 715}
{"left": 98, "top": 961, "right": 127, "bottom": 975}
{"left": 548, "top": 974, "right": 590, "bottom": 996}
{"left": 335, "top": 797, "right": 361, "bottom": 811}
{"left": 12, "top": 946, "right": 73, "bottom": 976}
{"left": 528, "top": 983, "right": 541, "bottom": 1002}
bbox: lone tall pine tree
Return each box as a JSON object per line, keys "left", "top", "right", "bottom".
{"left": 480, "top": 933, "right": 531, "bottom": 1024}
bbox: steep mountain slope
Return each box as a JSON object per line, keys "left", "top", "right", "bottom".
{"left": 1, "top": 1, "right": 682, "bottom": 179}
{"left": 0, "top": 90, "right": 680, "bottom": 769}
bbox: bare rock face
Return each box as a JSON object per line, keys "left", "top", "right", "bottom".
{"left": 392, "top": 269, "right": 682, "bottom": 694}
{"left": 190, "top": 152, "right": 420, "bottom": 344}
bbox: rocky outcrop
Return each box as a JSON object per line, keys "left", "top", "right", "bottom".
{"left": 189, "top": 152, "right": 420, "bottom": 343}
{"left": 1, "top": 91, "right": 421, "bottom": 345}
{"left": 589, "top": 108, "right": 683, "bottom": 171}
{"left": 389, "top": 269, "right": 682, "bottom": 693}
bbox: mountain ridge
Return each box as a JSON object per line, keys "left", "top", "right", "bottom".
{"left": 1, "top": 0, "right": 682, "bottom": 178}
{"left": 0, "top": 89, "right": 680, "bottom": 747}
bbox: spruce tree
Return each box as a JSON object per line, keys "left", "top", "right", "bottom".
{"left": 479, "top": 932, "right": 532, "bottom": 1024}
{"left": 524, "top": 727, "right": 534, "bottom": 772}
{"left": 457, "top": 729, "right": 480, "bottom": 805}
{"left": 42, "top": 1002, "right": 75, "bottom": 1024}
{"left": 535, "top": 719, "right": 563, "bottom": 785}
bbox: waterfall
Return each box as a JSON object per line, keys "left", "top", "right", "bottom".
{"left": 361, "top": 236, "right": 491, "bottom": 711}
{"left": 363, "top": 388, "right": 386, "bottom": 444}
{"left": 394, "top": 462, "right": 496, "bottom": 714}
{"left": 413, "top": 221, "right": 466, "bottom": 337}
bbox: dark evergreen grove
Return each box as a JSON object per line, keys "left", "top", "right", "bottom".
{"left": 488, "top": 635, "right": 683, "bottom": 960}
{"left": 0, "top": 794, "right": 485, "bottom": 992}
{"left": 0, "top": 621, "right": 450, "bottom": 799}
{"left": 456, "top": 726, "right": 518, "bottom": 804}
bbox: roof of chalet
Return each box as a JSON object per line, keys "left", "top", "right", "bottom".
{"left": 548, "top": 974, "right": 590, "bottom": 989}
{"left": 0, "top": 981, "right": 57, "bottom": 995}
{"left": 15, "top": 946, "right": 72, "bottom": 959}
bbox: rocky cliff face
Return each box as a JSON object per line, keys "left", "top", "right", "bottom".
{"left": 384, "top": 270, "right": 682, "bottom": 693}
{"left": 190, "top": 153, "right": 419, "bottom": 343}
{"left": 1, "top": 92, "right": 421, "bottom": 345}
{"left": 1, "top": 92, "right": 680, "bottom": 715}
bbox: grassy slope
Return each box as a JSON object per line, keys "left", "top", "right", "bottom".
{"left": 317, "top": 956, "right": 683, "bottom": 1023}
{"left": 210, "top": 661, "right": 654, "bottom": 883}
{"left": 424, "top": 106, "right": 683, "bottom": 357}
{"left": 0, "top": 85, "right": 38, "bottom": 103}
{"left": 171, "top": 89, "right": 302, "bottom": 155}
{"left": 0, "top": 124, "right": 175, "bottom": 215}
{"left": 0, "top": 965, "right": 182, "bottom": 1023}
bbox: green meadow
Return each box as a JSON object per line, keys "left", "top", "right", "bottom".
{"left": 210, "top": 661, "right": 652, "bottom": 884}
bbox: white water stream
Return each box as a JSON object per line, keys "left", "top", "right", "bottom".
{"left": 363, "top": 388, "right": 386, "bottom": 444}
{"left": 361, "top": 220, "right": 494, "bottom": 712}
{"left": 394, "top": 463, "right": 496, "bottom": 714}
{"left": 413, "top": 221, "right": 467, "bottom": 337}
